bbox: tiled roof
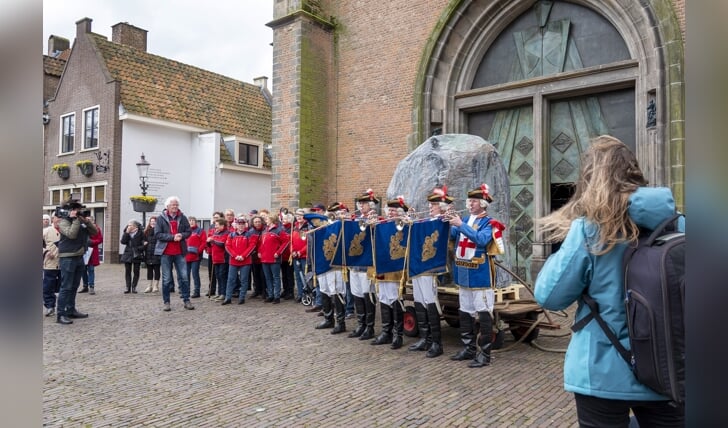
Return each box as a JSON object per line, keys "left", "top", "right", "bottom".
{"left": 43, "top": 55, "right": 66, "bottom": 77}
{"left": 88, "top": 33, "right": 271, "bottom": 144}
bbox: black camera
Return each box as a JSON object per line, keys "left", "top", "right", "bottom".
{"left": 55, "top": 200, "right": 90, "bottom": 218}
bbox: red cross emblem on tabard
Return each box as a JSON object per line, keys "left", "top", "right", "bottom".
{"left": 457, "top": 237, "right": 477, "bottom": 257}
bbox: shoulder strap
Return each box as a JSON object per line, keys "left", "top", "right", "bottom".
{"left": 572, "top": 292, "right": 633, "bottom": 367}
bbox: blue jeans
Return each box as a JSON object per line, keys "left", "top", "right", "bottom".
{"left": 293, "top": 258, "right": 306, "bottom": 299}
{"left": 58, "top": 256, "right": 85, "bottom": 316}
{"left": 345, "top": 279, "right": 354, "bottom": 314}
{"left": 315, "top": 286, "right": 322, "bottom": 306}
{"left": 226, "top": 264, "right": 251, "bottom": 301}
{"left": 261, "top": 262, "right": 282, "bottom": 299}
{"left": 187, "top": 260, "right": 201, "bottom": 294}
{"left": 82, "top": 264, "right": 95, "bottom": 287}
{"left": 214, "top": 263, "right": 229, "bottom": 296}
{"left": 161, "top": 254, "right": 190, "bottom": 303}
{"left": 43, "top": 269, "right": 60, "bottom": 309}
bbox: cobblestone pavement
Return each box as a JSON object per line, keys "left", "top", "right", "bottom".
{"left": 43, "top": 263, "right": 578, "bottom": 427}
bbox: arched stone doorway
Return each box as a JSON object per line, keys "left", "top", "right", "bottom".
{"left": 416, "top": 0, "right": 684, "bottom": 282}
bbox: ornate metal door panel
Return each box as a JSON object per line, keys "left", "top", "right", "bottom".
{"left": 485, "top": 105, "right": 534, "bottom": 281}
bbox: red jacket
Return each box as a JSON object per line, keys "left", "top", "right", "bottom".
{"left": 185, "top": 226, "right": 207, "bottom": 262}
{"left": 225, "top": 231, "right": 258, "bottom": 267}
{"left": 290, "top": 221, "right": 308, "bottom": 260}
{"left": 258, "top": 224, "right": 289, "bottom": 263}
{"left": 87, "top": 226, "right": 103, "bottom": 266}
{"left": 207, "top": 229, "right": 230, "bottom": 264}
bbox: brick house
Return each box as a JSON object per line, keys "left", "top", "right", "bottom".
{"left": 267, "top": 0, "right": 685, "bottom": 280}
{"left": 43, "top": 18, "right": 272, "bottom": 263}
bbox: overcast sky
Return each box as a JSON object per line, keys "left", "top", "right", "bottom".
{"left": 43, "top": 0, "right": 274, "bottom": 87}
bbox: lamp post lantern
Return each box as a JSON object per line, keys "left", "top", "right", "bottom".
{"left": 136, "top": 153, "right": 151, "bottom": 227}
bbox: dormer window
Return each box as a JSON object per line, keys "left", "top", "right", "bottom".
{"left": 237, "top": 141, "right": 260, "bottom": 167}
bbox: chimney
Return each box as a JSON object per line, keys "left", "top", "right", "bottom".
{"left": 111, "top": 22, "right": 148, "bottom": 51}
{"left": 76, "top": 17, "right": 92, "bottom": 38}
{"left": 253, "top": 76, "right": 269, "bottom": 90}
{"left": 47, "top": 35, "right": 70, "bottom": 57}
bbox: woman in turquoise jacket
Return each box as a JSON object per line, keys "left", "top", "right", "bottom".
{"left": 534, "top": 136, "right": 684, "bottom": 427}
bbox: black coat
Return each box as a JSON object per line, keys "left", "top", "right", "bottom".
{"left": 144, "top": 229, "right": 161, "bottom": 265}
{"left": 120, "top": 230, "right": 145, "bottom": 263}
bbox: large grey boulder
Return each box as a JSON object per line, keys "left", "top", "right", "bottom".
{"left": 386, "top": 133, "right": 512, "bottom": 286}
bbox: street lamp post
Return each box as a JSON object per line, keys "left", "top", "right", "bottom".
{"left": 136, "top": 153, "right": 150, "bottom": 227}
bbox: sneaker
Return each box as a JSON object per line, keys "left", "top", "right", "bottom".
{"left": 183, "top": 301, "right": 195, "bottom": 310}
{"left": 238, "top": 299, "right": 245, "bottom": 305}
{"left": 214, "top": 295, "right": 225, "bottom": 301}
{"left": 88, "top": 287, "right": 95, "bottom": 295}
{"left": 163, "top": 303, "right": 171, "bottom": 312}
{"left": 44, "top": 307, "right": 55, "bottom": 317}
{"left": 191, "top": 293, "right": 201, "bottom": 298}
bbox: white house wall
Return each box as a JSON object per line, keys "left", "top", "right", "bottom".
{"left": 215, "top": 167, "right": 272, "bottom": 215}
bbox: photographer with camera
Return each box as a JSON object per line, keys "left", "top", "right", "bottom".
{"left": 55, "top": 199, "right": 98, "bottom": 325}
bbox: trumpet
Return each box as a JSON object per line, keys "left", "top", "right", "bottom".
{"left": 439, "top": 208, "right": 468, "bottom": 222}
{"left": 355, "top": 210, "right": 379, "bottom": 231}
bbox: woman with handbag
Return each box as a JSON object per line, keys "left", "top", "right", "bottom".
{"left": 121, "top": 219, "right": 145, "bottom": 294}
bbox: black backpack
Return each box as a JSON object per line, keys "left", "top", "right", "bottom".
{"left": 573, "top": 214, "right": 685, "bottom": 404}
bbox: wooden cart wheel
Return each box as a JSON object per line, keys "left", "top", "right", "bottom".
{"left": 510, "top": 311, "right": 540, "bottom": 343}
{"left": 403, "top": 306, "right": 419, "bottom": 337}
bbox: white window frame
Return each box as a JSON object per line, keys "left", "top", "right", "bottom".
{"left": 82, "top": 106, "right": 100, "bottom": 151}
{"left": 59, "top": 113, "right": 75, "bottom": 155}
{"left": 236, "top": 140, "right": 262, "bottom": 167}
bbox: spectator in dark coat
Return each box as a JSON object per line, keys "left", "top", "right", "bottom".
{"left": 143, "top": 216, "right": 161, "bottom": 293}
{"left": 120, "top": 219, "right": 145, "bottom": 294}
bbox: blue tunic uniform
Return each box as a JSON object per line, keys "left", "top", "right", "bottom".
{"left": 449, "top": 213, "right": 493, "bottom": 289}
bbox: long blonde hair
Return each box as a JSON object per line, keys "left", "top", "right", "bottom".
{"left": 538, "top": 135, "right": 648, "bottom": 255}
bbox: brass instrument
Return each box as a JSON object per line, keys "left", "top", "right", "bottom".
{"left": 356, "top": 210, "right": 379, "bottom": 231}
{"left": 439, "top": 208, "right": 468, "bottom": 222}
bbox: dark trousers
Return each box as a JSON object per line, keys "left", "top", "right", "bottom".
{"left": 57, "top": 255, "right": 85, "bottom": 316}
{"left": 146, "top": 263, "right": 160, "bottom": 280}
{"left": 251, "top": 263, "right": 266, "bottom": 296}
{"left": 43, "top": 269, "right": 61, "bottom": 308}
{"left": 574, "top": 393, "right": 684, "bottom": 428}
{"left": 213, "top": 263, "right": 229, "bottom": 296}
{"left": 125, "top": 262, "right": 141, "bottom": 289}
{"left": 281, "top": 259, "right": 294, "bottom": 297}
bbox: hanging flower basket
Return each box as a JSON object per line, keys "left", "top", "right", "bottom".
{"left": 76, "top": 160, "right": 94, "bottom": 177}
{"left": 130, "top": 195, "right": 158, "bottom": 212}
{"left": 51, "top": 163, "right": 70, "bottom": 179}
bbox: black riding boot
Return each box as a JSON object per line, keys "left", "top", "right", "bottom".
{"left": 331, "top": 294, "right": 347, "bottom": 334}
{"left": 391, "top": 301, "right": 405, "bottom": 350}
{"left": 348, "top": 296, "right": 366, "bottom": 337}
{"left": 315, "top": 293, "right": 334, "bottom": 329}
{"left": 469, "top": 311, "right": 493, "bottom": 367}
{"left": 371, "top": 302, "right": 392, "bottom": 345}
{"left": 408, "top": 302, "right": 431, "bottom": 351}
{"left": 359, "top": 293, "right": 376, "bottom": 340}
{"left": 450, "top": 310, "right": 476, "bottom": 360}
{"left": 425, "top": 303, "right": 444, "bottom": 358}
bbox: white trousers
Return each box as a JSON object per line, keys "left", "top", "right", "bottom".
{"left": 411, "top": 275, "right": 438, "bottom": 305}
{"left": 349, "top": 269, "right": 374, "bottom": 297}
{"left": 458, "top": 288, "right": 494, "bottom": 316}
{"left": 317, "top": 269, "right": 345, "bottom": 296}
{"left": 377, "top": 281, "right": 399, "bottom": 306}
